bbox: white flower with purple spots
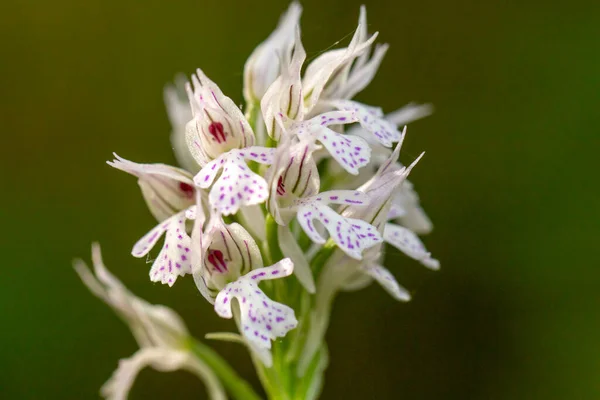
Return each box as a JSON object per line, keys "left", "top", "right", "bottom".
{"left": 327, "top": 100, "right": 403, "bottom": 147}
{"left": 107, "top": 154, "right": 196, "bottom": 222}
{"left": 214, "top": 258, "right": 298, "bottom": 367}
{"left": 289, "top": 111, "right": 371, "bottom": 175}
{"left": 131, "top": 209, "right": 195, "bottom": 286}
{"left": 79, "top": 4, "right": 440, "bottom": 399}
{"left": 185, "top": 69, "right": 255, "bottom": 166}
{"left": 194, "top": 147, "right": 275, "bottom": 215}
{"left": 193, "top": 210, "right": 264, "bottom": 303}
{"left": 383, "top": 223, "right": 439, "bottom": 270}
{"left": 265, "top": 135, "right": 320, "bottom": 224}
{"left": 293, "top": 190, "right": 382, "bottom": 259}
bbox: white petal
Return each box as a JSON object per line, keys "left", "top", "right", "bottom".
{"left": 194, "top": 156, "right": 224, "bottom": 188}
{"left": 101, "top": 349, "right": 226, "bottom": 400}
{"left": 214, "top": 259, "right": 297, "bottom": 355}
{"left": 132, "top": 211, "right": 193, "bottom": 286}
{"left": 315, "top": 127, "right": 371, "bottom": 175}
{"left": 243, "top": 2, "right": 302, "bottom": 102}
{"left": 383, "top": 223, "right": 440, "bottom": 270}
{"left": 108, "top": 154, "right": 196, "bottom": 221}
{"left": 390, "top": 179, "right": 433, "bottom": 235}
{"left": 164, "top": 77, "right": 200, "bottom": 173}
{"left": 185, "top": 70, "right": 254, "bottom": 165}
{"left": 107, "top": 154, "right": 194, "bottom": 183}
{"left": 363, "top": 263, "right": 411, "bottom": 301}
{"left": 312, "top": 190, "right": 369, "bottom": 206}
{"left": 331, "top": 100, "right": 403, "bottom": 147}
{"left": 339, "top": 43, "right": 389, "bottom": 100}
{"left": 260, "top": 26, "right": 306, "bottom": 139}
{"left": 302, "top": 25, "right": 379, "bottom": 112}
{"left": 239, "top": 146, "right": 276, "bottom": 164}
{"left": 131, "top": 218, "right": 172, "bottom": 257}
{"left": 385, "top": 103, "right": 434, "bottom": 126}
{"left": 296, "top": 201, "right": 382, "bottom": 260}
{"left": 292, "top": 111, "right": 372, "bottom": 175}
{"left": 201, "top": 151, "right": 270, "bottom": 215}
{"left": 238, "top": 205, "right": 266, "bottom": 241}
{"left": 278, "top": 224, "right": 315, "bottom": 293}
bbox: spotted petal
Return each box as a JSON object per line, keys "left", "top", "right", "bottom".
{"left": 330, "top": 100, "right": 403, "bottom": 147}
{"left": 214, "top": 259, "right": 298, "bottom": 366}
{"left": 131, "top": 210, "right": 193, "bottom": 286}
{"left": 295, "top": 192, "right": 382, "bottom": 259}
{"left": 362, "top": 263, "right": 411, "bottom": 301}
{"left": 194, "top": 148, "right": 273, "bottom": 215}
{"left": 292, "top": 111, "right": 371, "bottom": 175}
{"left": 312, "top": 190, "right": 369, "bottom": 206}
{"left": 383, "top": 223, "right": 439, "bottom": 270}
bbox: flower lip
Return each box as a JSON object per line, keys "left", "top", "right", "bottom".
{"left": 194, "top": 147, "right": 275, "bottom": 215}
{"left": 213, "top": 258, "right": 298, "bottom": 366}
{"left": 292, "top": 190, "right": 383, "bottom": 260}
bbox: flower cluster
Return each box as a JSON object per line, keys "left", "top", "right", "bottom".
{"left": 77, "top": 3, "right": 438, "bottom": 399}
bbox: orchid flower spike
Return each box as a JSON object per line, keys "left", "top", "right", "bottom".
{"left": 83, "top": 3, "right": 440, "bottom": 399}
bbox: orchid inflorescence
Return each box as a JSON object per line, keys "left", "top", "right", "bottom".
{"left": 75, "top": 3, "right": 439, "bottom": 399}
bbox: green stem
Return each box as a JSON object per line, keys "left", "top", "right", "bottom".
{"left": 294, "top": 347, "right": 326, "bottom": 400}
{"left": 266, "top": 214, "right": 285, "bottom": 264}
{"left": 188, "top": 339, "right": 262, "bottom": 400}
{"left": 309, "top": 240, "right": 337, "bottom": 277}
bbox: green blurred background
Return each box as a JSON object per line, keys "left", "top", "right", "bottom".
{"left": 2, "top": 0, "right": 599, "bottom": 398}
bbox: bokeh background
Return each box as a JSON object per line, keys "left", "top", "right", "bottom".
{"left": 2, "top": 0, "right": 599, "bottom": 398}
